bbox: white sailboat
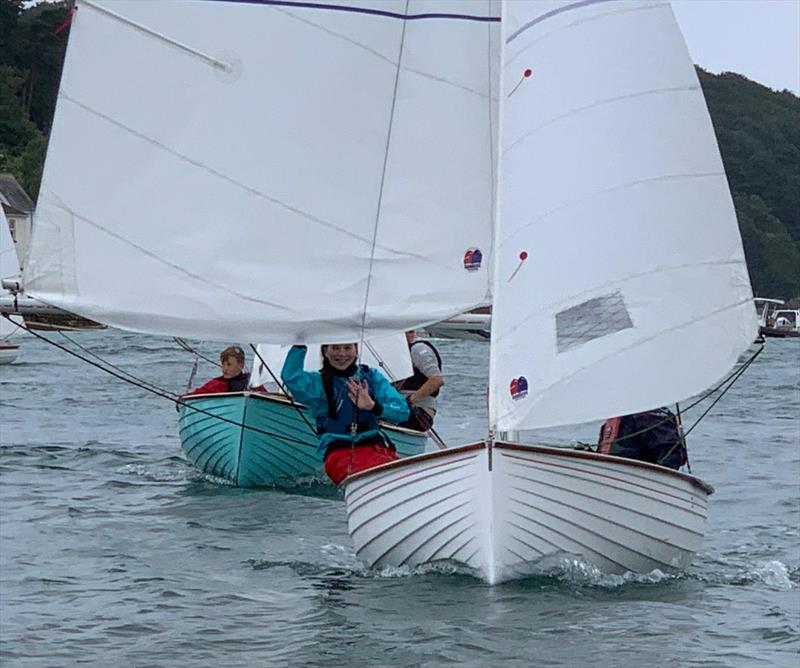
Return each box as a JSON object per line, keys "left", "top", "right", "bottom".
{"left": 342, "top": 0, "right": 756, "bottom": 584}
{"left": 16, "top": 0, "right": 755, "bottom": 582}
{"left": 17, "top": 0, "right": 497, "bottom": 478}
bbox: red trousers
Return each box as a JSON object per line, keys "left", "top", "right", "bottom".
{"left": 324, "top": 443, "right": 399, "bottom": 485}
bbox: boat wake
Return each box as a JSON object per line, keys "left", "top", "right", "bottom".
{"left": 696, "top": 559, "right": 796, "bottom": 590}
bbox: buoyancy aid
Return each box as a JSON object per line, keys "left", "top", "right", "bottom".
{"left": 316, "top": 365, "right": 383, "bottom": 437}
{"left": 598, "top": 417, "right": 623, "bottom": 454}
{"left": 186, "top": 372, "right": 250, "bottom": 396}
{"left": 597, "top": 408, "right": 687, "bottom": 470}
{"left": 397, "top": 340, "right": 443, "bottom": 397}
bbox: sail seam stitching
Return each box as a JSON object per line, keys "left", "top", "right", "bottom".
{"left": 502, "top": 85, "right": 703, "bottom": 156}
{"left": 506, "top": 0, "right": 668, "bottom": 43}
{"left": 56, "top": 93, "right": 461, "bottom": 272}
{"left": 499, "top": 171, "right": 726, "bottom": 246}
{"left": 494, "top": 296, "right": 754, "bottom": 426}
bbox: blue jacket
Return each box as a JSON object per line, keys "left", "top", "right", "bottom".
{"left": 280, "top": 345, "right": 410, "bottom": 453}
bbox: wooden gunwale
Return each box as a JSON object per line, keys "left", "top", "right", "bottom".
{"left": 343, "top": 440, "right": 714, "bottom": 496}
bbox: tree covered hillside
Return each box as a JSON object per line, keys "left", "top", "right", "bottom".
{"left": 1, "top": 2, "right": 798, "bottom": 298}
{"left": 698, "top": 68, "right": 800, "bottom": 300}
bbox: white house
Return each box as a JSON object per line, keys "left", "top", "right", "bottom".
{"left": 0, "top": 173, "right": 34, "bottom": 269}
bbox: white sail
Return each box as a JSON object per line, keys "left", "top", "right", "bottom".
{"left": 1, "top": 205, "right": 22, "bottom": 339}
{"left": 489, "top": 0, "right": 755, "bottom": 432}
{"left": 24, "top": 0, "right": 498, "bottom": 343}
{"left": 249, "top": 332, "right": 413, "bottom": 389}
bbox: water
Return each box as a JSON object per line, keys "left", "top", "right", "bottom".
{"left": 1, "top": 330, "right": 798, "bottom": 667}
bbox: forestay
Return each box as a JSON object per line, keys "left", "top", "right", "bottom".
{"left": 489, "top": 0, "right": 756, "bottom": 432}
{"left": 24, "top": 0, "right": 499, "bottom": 343}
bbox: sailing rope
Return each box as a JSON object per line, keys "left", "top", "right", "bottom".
{"left": 4, "top": 316, "right": 316, "bottom": 448}
{"left": 348, "top": 0, "right": 411, "bottom": 464}
{"left": 173, "top": 337, "right": 217, "bottom": 366}
{"left": 363, "top": 341, "right": 447, "bottom": 450}
{"left": 247, "top": 343, "right": 317, "bottom": 434}
{"left": 171, "top": 337, "right": 318, "bottom": 436}
{"left": 574, "top": 342, "right": 766, "bottom": 462}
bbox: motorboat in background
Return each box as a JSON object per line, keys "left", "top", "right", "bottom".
{"left": 754, "top": 298, "right": 799, "bottom": 338}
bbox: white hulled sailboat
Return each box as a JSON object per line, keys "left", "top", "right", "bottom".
{"left": 16, "top": 0, "right": 754, "bottom": 579}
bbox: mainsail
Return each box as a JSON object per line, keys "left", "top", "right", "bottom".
{"left": 489, "top": 0, "right": 755, "bottom": 432}
{"left": 24, "top": 0, "right": 499, "bottom": 343}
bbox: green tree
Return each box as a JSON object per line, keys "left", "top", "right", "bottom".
{"left": 0, "top": 0, "right": 23, "bottom": 67}
{"left": 13, "top": 1, "right": 69, "bottom": 133}
{"left": 0, "top": 64, "right": 40, "bottom": 156}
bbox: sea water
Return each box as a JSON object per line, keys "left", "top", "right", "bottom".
{"left": 0, "top": 330, "right": 797, "bottom": 667}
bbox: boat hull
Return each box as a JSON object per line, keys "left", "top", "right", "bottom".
{"left": 178, "top": 392, "right": 427, "bottom": 486}
{"left": 0, "top": 343, "right": 19, "bottom": 365}
{"left": 343, "top": 441, "right": 713, "bottom": 584}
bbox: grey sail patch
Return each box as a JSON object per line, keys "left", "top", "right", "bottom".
{"left": 555, "top": 292, "right": 633, "bottom": 353}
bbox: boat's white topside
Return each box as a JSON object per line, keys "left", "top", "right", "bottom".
{"left": 344, "top": 441, "right": 712, "bottom": 584}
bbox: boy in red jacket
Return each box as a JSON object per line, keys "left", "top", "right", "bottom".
{"left": 186, "top": 345, "right": 256, "bottom": 395}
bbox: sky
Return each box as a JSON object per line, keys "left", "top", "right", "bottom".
{"left": 24, "top": 0, "right": 800, "bottom": 95}
{"left": 670, "top": 0, "right": 799, "bottom": 94}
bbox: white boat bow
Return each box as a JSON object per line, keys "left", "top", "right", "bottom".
{"left": 344, "top": 442, "right": 713, "bottom": 584}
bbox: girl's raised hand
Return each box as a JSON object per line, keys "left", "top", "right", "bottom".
{"left": 346, "top": 378, "right": 375, "bottom": 411}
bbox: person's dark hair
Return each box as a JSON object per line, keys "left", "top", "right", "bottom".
{"left": 320, "top": 344, "right": 358, "bottom": 418}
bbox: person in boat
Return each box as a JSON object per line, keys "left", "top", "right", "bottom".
{"left": 185, "top": 345, "right": 261, "bottom": 395}
{"left": 281, "top": 343, "right": 409, "bottom": 484}
{"left": 597, "top": 407, "right": 687, "bottom": 470}
{"left": 392, "top": 330, "right": 444, "bottom": 432}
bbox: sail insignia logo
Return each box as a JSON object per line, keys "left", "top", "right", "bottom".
{"left": 509, "top": 376, "right": 528, "bottom": 400}
{"left": 463, "top": 248, "right": 483, "bottom": 271}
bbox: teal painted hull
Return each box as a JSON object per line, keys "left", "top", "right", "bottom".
{"left": 178, "top": 392, "right": 427, "bottom": 487}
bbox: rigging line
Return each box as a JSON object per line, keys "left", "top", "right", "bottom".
{"left": 6, "top": 316, "right": 316, "bottom": 448}
{"left": 212, "top": 0, "right": 500, "bottom": 22}
{"left": 353, "top": 0, "right": 409, "bottom": 440}
{"left": 675, "top": 402, "right": 691, "bottom": 473}
{"left": 80, "top": 0, "right": 231, "bottom": 72}
{"left": 55, "top": 329, "right": 178, "bottom": 398}
{"left": 653, "top": 350, "right": 763, "bottom": 468}
{"left": 248, "top": 343, "right": 318, "bottom": 435}
{"left": 587, "top": 343, "right": 764, "bottom": 454}
{"left": 494, "top": 297, "right": 755, "bottom": 418}
{"left": 173, "top": 338, "right": 218, "bottom": 366}
{"left": 681, "top": 345, "right": 764, "bottom": 440}
{"left": 486, "top": 0, "right": 497, "bottom": 278}
{"left": 549, "top": 343, "right": 764, "bottom": 454}
{"left": 356, "top": 1, "right": 409, "bottom": 354}
{"left": 675, "top": 343, "right": 763, "bottom": 417}
{"left": 363, "top": 340, "right": 447, "bottom": 450}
